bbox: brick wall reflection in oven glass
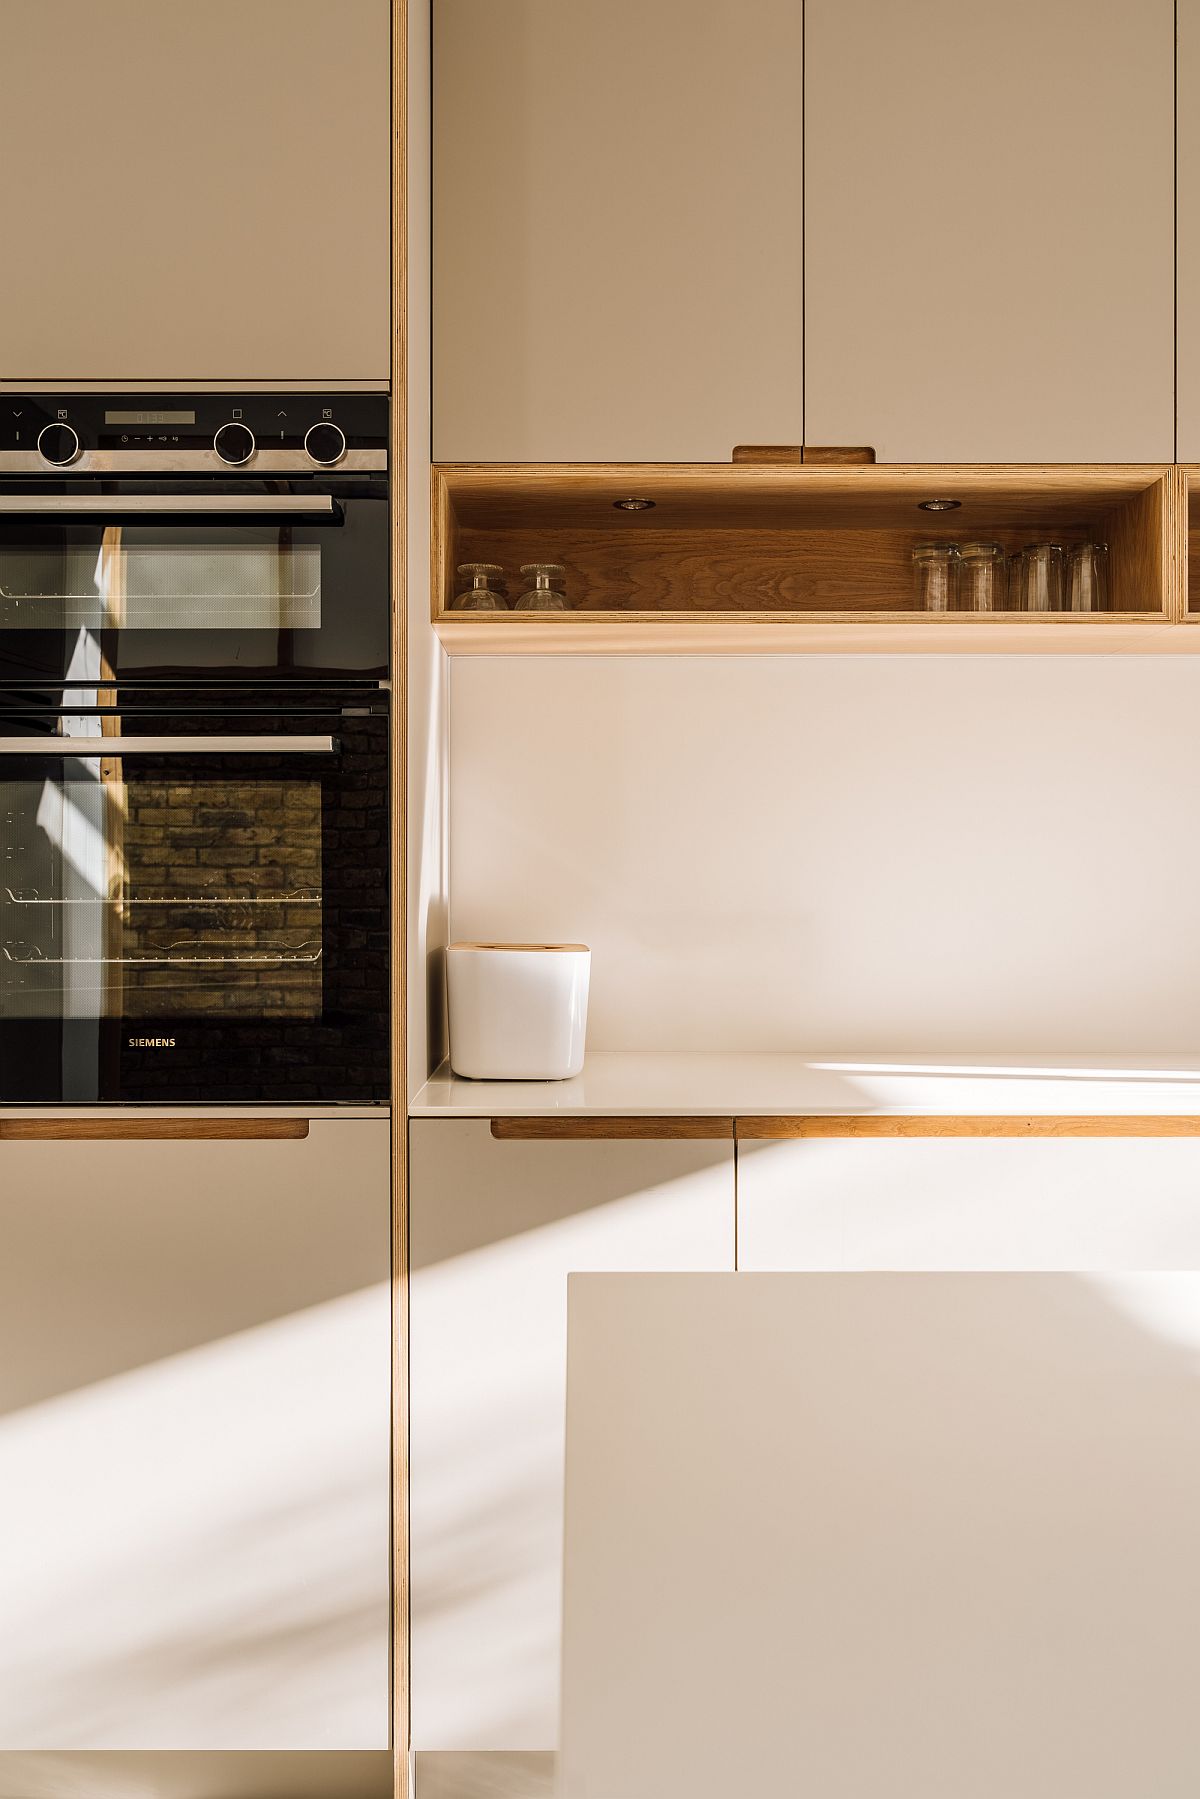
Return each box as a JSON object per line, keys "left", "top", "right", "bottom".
{"left": 2, "top": 776, "right": 322, "bottom": 1019}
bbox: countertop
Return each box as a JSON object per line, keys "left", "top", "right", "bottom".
{"left": 409, "top": 1052, "right": 1200, "bottom": 1119}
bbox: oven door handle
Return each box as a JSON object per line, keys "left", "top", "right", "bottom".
{"left": 0, "top": 735, "right": 336, "bottom": 755}
{"left": 0, "top": 495, "right": 343, "bottom": 518}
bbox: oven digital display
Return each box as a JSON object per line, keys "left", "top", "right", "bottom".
{"left": 104, "top": 409, "right": 197, "bottom": 426}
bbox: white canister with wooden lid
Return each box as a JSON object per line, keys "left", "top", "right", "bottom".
{"left": 447, "top": 942, "right": 591, "bottom": 1080}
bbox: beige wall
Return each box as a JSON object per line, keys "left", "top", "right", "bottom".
{"left": 447, "top": 656, "right": 1200, "bottom": 1054}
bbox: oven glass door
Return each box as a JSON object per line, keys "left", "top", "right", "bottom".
{"left": 0, "top": 694, "right": 388, "bottom": 1102}
{"left": 0, "top": 480, "right": 388, "bottom": 685}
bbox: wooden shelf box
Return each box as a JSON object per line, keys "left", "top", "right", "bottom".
{"left": 433, "top": 464, "right": 1181, "bottom": 654}
{"left": 1183, "top": 467, "right": 1200, "bottom": 622}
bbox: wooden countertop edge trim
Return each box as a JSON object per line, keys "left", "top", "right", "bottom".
{"left": 481, "top": 1114, "right": 1200, "bottom": 1140}
{"left": 736, "top": 1115, "right": 1200, "bottom": 1139}
{"left": 491, "top": 1116, "right": 735, "bottom": 1141}
{"left": 0, "top": 1118, "right": 311, "bottom": 1141}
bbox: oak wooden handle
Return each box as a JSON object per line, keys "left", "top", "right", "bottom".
{"left": 730, "top": 446, "right": 877, "bottom": 466}
{"left": 491, "top": 1117, "right": 734, "bottom": 1141}
{"left": 0, "top": 1119, "right": 311, "bottom": 1142}
{"left": 801, "top": 445, "right": 877, "bottom": 465}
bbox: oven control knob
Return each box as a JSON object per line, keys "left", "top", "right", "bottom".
{"left": 37, "top": 421, "right": 81, "bottom": 466}
{"left": 304, "top": 421, "right": 347, "bottom": 466}
{"left": 214, "top": 421, "right": 256, "bottom": 465}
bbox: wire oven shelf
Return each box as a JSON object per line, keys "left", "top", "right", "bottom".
{"left": 4, "top": 888, "right": 321, "bottom": 907}
{"left": 2, "top": 946, "right": 324, "bottom": 967}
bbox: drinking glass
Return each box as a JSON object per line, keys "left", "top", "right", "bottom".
{"left": 1016, "top": 543, "right": 1065, "bottom": 612}
{"left": 453, "top": 562, "right": 508, "bottom": 611}
{"left": 912, "top": 543, "right": 959, "bottom": 612}
{"left": 958, "top": 542, "right": 1006, "bottom": 612}
{"left": 515, "top": 563, "right": 568, "bottom": 612}
{"left": 1066, "top": 541, "right": 1109, "bottom": 613}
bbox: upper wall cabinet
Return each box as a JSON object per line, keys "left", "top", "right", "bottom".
{"left": 433, "top": 0, "right": 804, "bottom": 463}
{"left": 805, "top": 0, "right": 1174, "bottom": 464}
{"left": 0, "top": 1, "right": 390, "bottom": 386}
{"left": 1178, "top": 2, "right": 1200, "bottom": 459}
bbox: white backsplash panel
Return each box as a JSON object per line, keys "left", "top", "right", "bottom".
{"left": 448, "top": 655, "right": 1200, "bottom": 1053}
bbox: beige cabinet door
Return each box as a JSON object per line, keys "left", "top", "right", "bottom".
{"left": 0, "top": 2, "right": 390, "bottom": 385}
{"left": 0, "top": 1120, "right": 392, "bottom": 1749}
{"left": 805, "top": 0, "right": 1174, "bottom": 463}
{"left": 559, "top": 1272, "right": 1200, "bottom": 1799}
{"left": 1178, "top": 2, "right": 1200, "bottom": 457}
{"left": 408, "top": 1120, "right": 734, "bottom": 1753}
{"left": 737, "top": 1135, "right": 1200, "bottom": 1271}
{"left": 433, "top": 0, "right": 804, "bottom": 462}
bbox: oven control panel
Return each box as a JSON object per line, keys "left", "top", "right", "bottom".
{"left": 0, "top": 394, "right": 388, "bottom": 467}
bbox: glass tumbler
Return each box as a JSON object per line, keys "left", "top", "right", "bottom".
{"left": 515, "top": 563, "right": 568, "bottom": 612}
{"left": 1066, "top": 541, "right": 1109, "bottom": 613}
{"left": 1017, "top": 543, "right": 1066, "bottom": 612}
{"left": 453, "top": 562, "right": 508, "bottom": 611}
{"left": 912, "top": 542, "right": 959, "bottom": 612}
{"left": 958, "top": 542, "right": 1007, "bottom": 612}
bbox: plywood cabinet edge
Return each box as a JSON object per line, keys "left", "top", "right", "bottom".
{"left": 391, "top": 0, "right": 409, "bottom": 1787}
{"left": 735, "top": 1116, "right": 1200, "bottom": 1139}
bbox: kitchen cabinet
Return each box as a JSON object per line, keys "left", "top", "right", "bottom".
{"left": 408, "top": 1119, "right": 734, "bottom": 1751}
{"left": 432, "top": 0, "right": 804, "bottom": 463}
{"left": 559, "top": 1272, "right": 1200, "bottom": 1799}
{"left": 1178, "top": 2, "right": 1200, "bottom": 459}
{"left": 0, "top": 1, "right": 390, "bottom": 385}
{"left": 0, "top": 1120, "right": 392, "bottom": 1749}
{"left": 804, "top": 0, "right": 1174, "bottom": 463}
{"left": 736, "top": 1134, "right": 1200, "bottom": 1270}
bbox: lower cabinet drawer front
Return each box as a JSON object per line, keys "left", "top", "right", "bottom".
{"left": 0, "top": 1120, "right": 392, "bottom": 1750}
{"left": 737, "top": 1137, "right": 1200, "bottom": 1270}
{"left": 409, "top": 1120, "right": 735, "bottom": 1750}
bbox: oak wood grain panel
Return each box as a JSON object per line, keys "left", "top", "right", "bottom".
{"left": 491, "top": 1117, "right": 734, "bottom": 1142}
{"left": 435, "top": 614, "right": 1189, "bottom": 656}
{"left": 802, "top": 446, "right": 877, "bottom": 465}
{"left": 0, "top": 1118, "right": 309, "bottom": 1141}
{"left": 736, "top": 1116, "right": 1200, "bottom": 1140}
{"left": 441, "top": 464, "right": 1168, "bottom": 533}
{"left": 450, "top": 524, "right": 1161, "bottom": 616}
{"left": 1182, "top": 470, "right": 1200, "bottom": 616}
{"left": 733, "top": 446, "right": 803, "bottom": 465}
{"left": 439, "top": 468, "right": 1170, "bottom": 618}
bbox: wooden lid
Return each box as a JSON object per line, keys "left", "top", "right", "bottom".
{"left": 448, "top": 941, "right": 589, "bottom": 953}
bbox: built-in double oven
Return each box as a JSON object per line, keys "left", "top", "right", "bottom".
{"left": 0, "top": 394, "right": 390, "bottom": 1104}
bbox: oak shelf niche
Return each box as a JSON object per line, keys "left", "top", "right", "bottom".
{"left": 433, "top": 463, "right": 1177, "bottom": 654}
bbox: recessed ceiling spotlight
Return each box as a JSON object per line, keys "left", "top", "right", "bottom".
{"left": 613, "top": 496, "right": 656, "bottom": 511}
{"left": 918, "top": 498, "right": 961, "bottom": 512}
